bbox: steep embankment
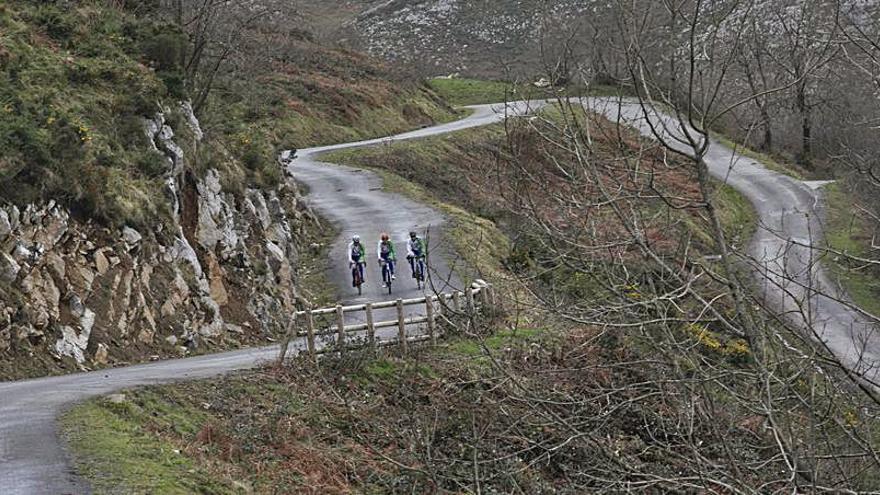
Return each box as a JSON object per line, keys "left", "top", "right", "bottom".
{"left": 0, "top": 0, "right": 457, "bottom": 380}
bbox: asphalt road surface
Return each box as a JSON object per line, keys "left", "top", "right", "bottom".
{"left": 2, "top": 98, "right": 877, "bottom": 493}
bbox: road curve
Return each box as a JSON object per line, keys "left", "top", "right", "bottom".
{"left": 585, "top": 97, "right": 880, "bottom": 385}
{"left": 0, "top": 101, "right": 540, "bottom": 494}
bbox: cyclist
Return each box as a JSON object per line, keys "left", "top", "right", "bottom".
{"left": 348, "top": 234, "right": 366, "bottom": 286}
{"left": 406, "top": 231, "right": 426, "bottom": 278}
{"left": 377, "top": 232, "right": 396, "bottom": 287}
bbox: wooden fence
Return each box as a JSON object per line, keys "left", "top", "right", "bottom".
{"left": 278, "top": 281, "right": 497, "bottom": 362}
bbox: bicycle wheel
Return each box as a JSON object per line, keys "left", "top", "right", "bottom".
{"left": 383, "top": 263, "right": 392, "bottom": 294}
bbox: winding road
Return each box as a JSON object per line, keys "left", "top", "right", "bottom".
{"left": 0, "top": 98, "right": 877, "bottom": 493}
{"left": 586, "top": 98, "right": 880, "bottom": 385}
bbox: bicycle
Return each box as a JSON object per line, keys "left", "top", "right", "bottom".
{"left": 350, "top": 262, "right": 365, "bottom": 295}
{"left": 409, "top": 255, "right": 426, "bottom": 289}
{"left": 380, "top": 259, "right": 393, "bottom": 295}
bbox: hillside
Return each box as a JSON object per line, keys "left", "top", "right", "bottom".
{"left": 300, "top": 0, "right": 595, "bottom": 79}
{"left": 0, "top": 0, "right": 456, "bottom": 379}
{"left": 62, "top": 103, "right": 880, "bottom": 492}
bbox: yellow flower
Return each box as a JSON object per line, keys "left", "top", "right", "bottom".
{"left": 843, "top": 409, "right": 859, "bottom": 427}
{"left": 46, "top": 116, "right": 56, "bottom": 125}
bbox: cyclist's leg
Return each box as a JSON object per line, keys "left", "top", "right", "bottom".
{"left": 358, "top": 261, "right": 365, "bottom": 282}
{"left": 408, "top": 256, "right": 415, "bottom": 277}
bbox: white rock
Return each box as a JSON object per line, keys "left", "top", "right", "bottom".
{"left": 122, "top": 226, "right": 142, "bottom": 245}
{"left": 0, "top": 252, "right": 20, "bottom": 283}
{"left": 94, "top": 343, "right": 109, "bottom": 365}
{"left": 94, "top": 250, "right": 110, "bottom": 275}
{"left": 0, "top": 210, "right": 11, "bottom": 242}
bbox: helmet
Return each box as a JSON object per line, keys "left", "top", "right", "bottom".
{"left": 352, "top": 235, "right": 361, "bottom": 243}
{"left": 409, "top": 231, "right": 417, "bottom": 238}
{"left": 380, "top": 232, "right": 389, "bottom": 241}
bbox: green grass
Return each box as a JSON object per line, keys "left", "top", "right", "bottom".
{"left": 427, "top": 78, "right": 531, "bottom": 106}
{"left": 62, "top": 392, "right": 236, "bottom": 494}
{"left": 446, "top": 327, "right": 544, "bottom": 357}
{"left": 715, "top": 183, "right": 758, "bottom": 250}
{"left": 427, "top": 77, "right": 630, "bottom": 106}
{"left": 713, "top": 134, "right": 807, "bottom": 180}
{"left": 823, "top": 182, "right": 880, "bottom": 318}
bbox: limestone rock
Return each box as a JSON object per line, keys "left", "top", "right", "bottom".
{"left": 93, "top": 343, "right": 109, "bottom": 365}
{"left": 0, "top": 252, "right": 20, "bottom": 284}
{"left": 94, "top": 250, "right": 110, "bottom": 275}
{"left": 122, "top": 226, "right": 142, "bottom": 246}
{"left": 206, "top": 253, "right": 228, "bottom": 306}
{"left": 0, "top": 210, "right": 11, "bottom": 242}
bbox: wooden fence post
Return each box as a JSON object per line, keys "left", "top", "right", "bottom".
{"left": 466, "top": 288, "right": 475, "bottom": 318}
{"left": 306, "top": 309, "right": 316, "bottom": 364}
{"left": 453, "top": 291, "right": 462, "bottom": 313}
{"left": 397, "top": 298, "right": 407, "bottom": 353}
{"left": 336, "top": 304, "right": 345, "bottom": 352}
{"left": 277, "top": 311, "right": 295, "bottom": 366}
{"left": 365, "top": 302, "right": 375, "bottom": 350}
{"left": 426, "top": 296, "right": 436, "bottom": 345}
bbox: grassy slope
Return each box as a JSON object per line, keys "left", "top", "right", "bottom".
{"left": 0, "top": 1, "right": 174, "bottom": 226}
{"left": 823, "top": 182, "right": 880, "bottom": 318}
{"left": 0, "top": 0, "right": 458, "bottom": 227}
{"left": 427, "top": 77, "right": 629, "bottom": 106}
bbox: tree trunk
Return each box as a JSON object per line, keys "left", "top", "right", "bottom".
{"left": 796, "top": 82, "right": 812, "bottom": 166}
{"left": 760, "top": 105, "right": 772, "bottom": 151}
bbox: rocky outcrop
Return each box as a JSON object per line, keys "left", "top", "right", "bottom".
{"left": 0, "top": 102, "right": 312, "bottom": 377}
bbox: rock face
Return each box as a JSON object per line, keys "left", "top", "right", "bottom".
{"left": 0, "top": 101, "right": 312, "bottom": 375}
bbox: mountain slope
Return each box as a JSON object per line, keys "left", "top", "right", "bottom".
{"left": 303, "top": 0, "right": 595, "bottom": 79}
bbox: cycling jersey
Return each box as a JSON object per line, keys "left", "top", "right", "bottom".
{"left": 348, "top": 241, "right": 365, "bottom": 264}
{"left": 407, "top": 237, "right": 425, "bottom": 257}
{"left": 377, "top": 240, "right": 396, "bottom": 261}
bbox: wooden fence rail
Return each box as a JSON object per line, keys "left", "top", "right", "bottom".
{"left": 278, "top": 281, "right": 496, "bottom": 363}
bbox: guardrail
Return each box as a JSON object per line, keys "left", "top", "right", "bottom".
{"left": 278, "top": 280, "right": 498, "bottom": 362}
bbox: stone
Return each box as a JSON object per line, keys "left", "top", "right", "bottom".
{"left": 0, "top": 252, "right": 20, "bottom": 284}
{"left": 94, "top": 250, "right": 110, "bottom": 275}
{"left": 93, "top": 343, "right": 109, "bottom": 365}
{"left": 265, "top": 241, "right": 285, "bottom": 272}
{"left": 54, "top": 324, "right": 90, "bottom": 364}
{"left": 137, "top": 326, "right": 155, "bottom": 344}
{"left": 224, "top": 323, "right": 245, "bottom": 334}
{"left": 12, "top": 242, "right": 32, "bottom": 264}
{"left": 106, "top": 393, "right": 126, "bottom": 404}
{"left": 121, "top": 226, "right": 142, "bottom": 246}
{"left": 44, "top": 252, "right": 66, "bottom": 280}
{"left": 205, "top": 253, "right": 228, "bottom": 305}
{"left": 161, "top": 299, "right": 176, "bottom": 317}
{"left": 165, "top": 335, "right": 178, "bottom": 346}
{"left": 197, "top": 169, "right": 239, "bottom": 257}
{"left": 0, "top": 210, "right": 11, "bottom": 242}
